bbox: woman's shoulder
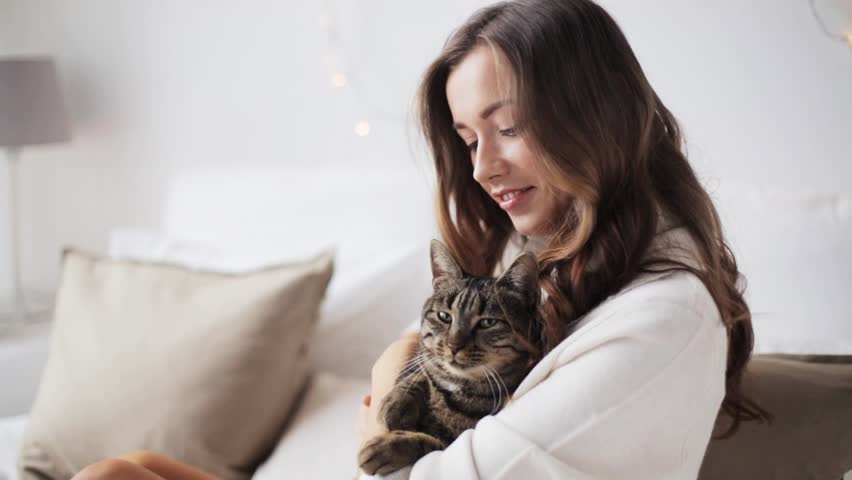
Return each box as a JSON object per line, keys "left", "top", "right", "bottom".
{"left": 500, "top": 211, "right": 721, "bottom": 334}
{"left": 579, "top": 224, "right": 720, "bottom": 331}
{"left": 511, "top": 263, "right": 727, "bottom": 401}
{"left": 549, "top": 224, "right": 723, "bottom": 360}
{"left": 607, "top": 267, "right": 718, "bottom": 323}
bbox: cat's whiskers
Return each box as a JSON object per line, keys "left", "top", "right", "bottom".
{"left": 481, "top": 366, "right": 498, "bottom": 414}
{"left": 418, "top": 355, "right": 434, "bottom": 379}
{"left": 492, "top": 365, "right": 510, "bottom": 399}
{"left": 397, "top": 353, "right": 427, "bottom": 379}
{"left": 485, "top": 365, "right": 509, "bottom": 414}
{"left": 499, "top": 370, "right": 510, "bottom": 408}
{"left": 397, "top": 353, "right": 431, "bottom": 386}
{"left": 483, "top": 365, "right": 502, "bottom": 415}
{"left": 397, "top": 353, "right": 433, "bottom": 399}
{"left": 486, "top": 368, "right": 502, "bottom": 415}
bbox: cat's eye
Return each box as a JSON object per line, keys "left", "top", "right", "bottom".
{"left": 478, "top": 318, "right": 500, "bottom": 329}
{"left": 437, "top": 311, "right": 452, "bottom": 323}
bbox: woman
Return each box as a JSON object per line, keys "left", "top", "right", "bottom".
{"left": 356, "top": 0, "right": 770, "bottom": 478}
{"left": 74, "top": 1, "right": 769, "bottom": 479}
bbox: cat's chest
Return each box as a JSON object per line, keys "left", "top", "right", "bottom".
{"left": 424, "top": 374, "right": 496, "bottom": 424}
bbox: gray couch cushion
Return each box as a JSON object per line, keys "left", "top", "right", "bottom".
{"left": 699, "top": 354, "right": 852, "bottom": 479}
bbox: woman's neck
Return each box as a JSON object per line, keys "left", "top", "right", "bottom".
{"left": 522, "top": 234, "right": 552, "bottom": 255}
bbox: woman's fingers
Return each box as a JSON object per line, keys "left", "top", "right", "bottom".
{"left": 356, "top": 402, "right": 369, "bottom": 439}
{"left": 355, "top": 395, "right": 372, "bottom": 441}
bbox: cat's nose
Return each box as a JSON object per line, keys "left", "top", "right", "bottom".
{"left": 448, "top": 341, "right": 465, "bottom": 356}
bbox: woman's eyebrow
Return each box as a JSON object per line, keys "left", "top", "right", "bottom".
{"left": 452, "top": 99, "right": 512, "bottom": 130}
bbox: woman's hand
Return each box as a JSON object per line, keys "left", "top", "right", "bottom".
{"left": 356, "top": 332, "right": 420, "bottom": 448}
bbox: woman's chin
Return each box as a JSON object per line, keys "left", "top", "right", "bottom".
{"left": 510, "top": 218, "right": 544, "bottom": 237}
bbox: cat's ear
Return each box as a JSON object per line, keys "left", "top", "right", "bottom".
{"left": 495, "top": 252, "right": 539, "bottom": 305}
{"left": 430, "top": 239, "right": 463, "bottom": 290}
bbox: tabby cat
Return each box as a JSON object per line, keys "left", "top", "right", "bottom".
{"left": 358, "top": 239, "right": 543, "bottom": 476}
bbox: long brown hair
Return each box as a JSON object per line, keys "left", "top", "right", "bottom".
{"left": 415, "top": 0, "right": 771, "bottom": 439}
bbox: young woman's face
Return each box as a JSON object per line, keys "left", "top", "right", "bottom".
{"left": 445, "top": 45, "right": 572, "bottom": 237}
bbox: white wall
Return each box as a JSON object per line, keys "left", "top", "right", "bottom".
{"left": 604, "top": 0, "right": 852, "bottom": 190}
{"left": 0, "top": 0, "right": 850, "bottom": 294}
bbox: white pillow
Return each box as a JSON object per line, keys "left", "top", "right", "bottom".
{"left": 109, "top": 229, "right": 433, "bottom": 378}
{"left": 710, "top": 180, "right": 852, "bottom": 354}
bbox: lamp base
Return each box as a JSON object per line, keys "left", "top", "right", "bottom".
{"left": 0, "top": 289, "right": 54, "bottom": 335}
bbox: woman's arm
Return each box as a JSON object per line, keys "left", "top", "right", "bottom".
{"left": 121, "top": 452, "right": 220, "bottom": 480}
{"left": 72, "top": 451, "right": 220, "bottom": 480}
{"left": 357, "top": 332, "right": 420, "bottom": 449}
{"left": 359, "top": 275, "right": 728, "bottom": 479}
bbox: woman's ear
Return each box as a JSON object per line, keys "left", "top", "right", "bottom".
{"left": 430, "top": 239, "right": 464, "bottom": 291}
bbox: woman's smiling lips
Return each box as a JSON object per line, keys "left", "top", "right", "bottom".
{"left": 493, "top": 186, "right": 534, "bottom": 211}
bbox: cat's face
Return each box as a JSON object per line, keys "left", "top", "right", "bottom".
{"left": 419, "top": 240, "right": 541, "bottom": 379}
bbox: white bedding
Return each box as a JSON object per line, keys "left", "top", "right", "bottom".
{"left": 254, "top": 373, "right": 370, "bottom": 480}
{"left": 0, "top": 321, "right": 51, "bottom": 418}
{"left": 0, "top": 372, "right": 370, "bottom": 480}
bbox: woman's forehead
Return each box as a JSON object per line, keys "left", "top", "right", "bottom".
{"left": 446, "top": 46, "right": 516, "bottom": 125}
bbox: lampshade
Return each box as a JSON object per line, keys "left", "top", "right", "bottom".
{"left": 0, "top": 56, "right": 71, "bottom": 147}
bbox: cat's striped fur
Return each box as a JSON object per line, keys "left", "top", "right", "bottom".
{"left": 359, "top": 240, "right": 542, "bottom": 476}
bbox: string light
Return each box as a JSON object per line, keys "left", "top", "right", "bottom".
{"left": 319, "top": 0, "right": 407, "bottom": 128}
{"left": 354, "top": 121, "right": 371, "bottom": 137}
{"left": 331, "top": 72, "right": 347, "bottom": 88}
{"left": 808, "top": 0, "right": 852, "bottom": 53}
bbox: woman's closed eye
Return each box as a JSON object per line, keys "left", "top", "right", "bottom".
{"left": 465, "top": 127, "right": 518, "bottom": 153}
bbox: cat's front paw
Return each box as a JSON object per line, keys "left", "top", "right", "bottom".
{"left": 358, "top": 430, "right": 444, "bottom": 476}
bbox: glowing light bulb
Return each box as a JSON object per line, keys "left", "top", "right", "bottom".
{"left": 332, "top": 72, "right": 347, "bottom": 87}
{"left": 846, "top": 32, "right": 852, "bottom": 45}
{"left": 354, "top": 121, "right": 371, "bottom": 137}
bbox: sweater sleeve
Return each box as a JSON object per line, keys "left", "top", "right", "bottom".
{"left": 362, "top": 274, "right": 728, "bottom": 480}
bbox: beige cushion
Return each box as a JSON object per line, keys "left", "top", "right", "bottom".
{"left": 17, "top": 247, "right": 334, "bottom": 480}
{"left": 699, "top": 354, "right": 852, "bottom": 479}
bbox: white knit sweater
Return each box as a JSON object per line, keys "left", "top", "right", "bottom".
{"left": 363, "top": 222, "right": 727, "bottom": 479}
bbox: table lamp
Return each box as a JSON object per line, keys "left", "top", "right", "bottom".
{"left": 0, "top": 56, "right": 71, "bottom": 328}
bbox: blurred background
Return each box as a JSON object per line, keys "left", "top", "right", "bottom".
{"left": 0, "top": 0, "right": 850, "bottom": 335}
{"left": 1, "top": 4, "right": 851, "bottom": 476}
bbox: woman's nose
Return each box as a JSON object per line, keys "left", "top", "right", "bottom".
{"left": 472, "top": 140, "right": 506, "bottom": 184}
